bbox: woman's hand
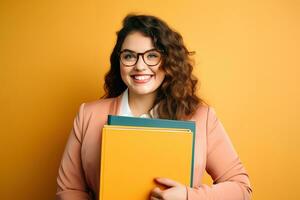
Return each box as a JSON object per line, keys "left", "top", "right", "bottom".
{"left": 149, "top": 178, "right": 187, "bottom": 200}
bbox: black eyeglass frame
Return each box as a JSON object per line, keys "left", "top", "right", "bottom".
{"left": 118, "top": 48, "right": 164, "bottom": 67}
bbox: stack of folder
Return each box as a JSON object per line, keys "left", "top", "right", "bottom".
{"left": 99, "top": 115, "right": 196, "bottom": 200}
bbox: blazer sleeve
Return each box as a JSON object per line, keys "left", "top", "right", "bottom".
{"left": 56, "top": 103, "right": 91, "bottom": 200}
{"left": 187, "top": 107, "right": 252, "bottom": 200}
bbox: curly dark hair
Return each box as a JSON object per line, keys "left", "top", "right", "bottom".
{"left": 102, "top": 14, "right": 207, "bottom": 120}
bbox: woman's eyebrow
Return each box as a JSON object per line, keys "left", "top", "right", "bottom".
{"left": 120, "top": 48, "right": 156, "bottom": 53}
{"left": 120, "top": 48, "right": 135, "bottom": 53}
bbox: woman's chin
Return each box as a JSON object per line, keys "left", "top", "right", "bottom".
{"left": 128, "top": 87, "right": 157, "bottom": 96}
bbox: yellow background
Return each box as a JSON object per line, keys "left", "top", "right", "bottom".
{"left": 0, "top": 0, "right": 299, "bottom": 199}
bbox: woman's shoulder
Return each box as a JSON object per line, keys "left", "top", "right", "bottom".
{"left": 191, "top": 104, "right": 220, "bottom": 133}
{"left": 84, "top": 97, "right": 116, "bottom": 109}
{"left": 76, "top": 97, "right": 119, "bottom": 118}
{"left": 192, "top": 104, "right": 217, "bottom": 120}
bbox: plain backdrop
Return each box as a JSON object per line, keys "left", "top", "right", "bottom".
{"left": 0, "top": 0, "right": 299, "bottom": 199}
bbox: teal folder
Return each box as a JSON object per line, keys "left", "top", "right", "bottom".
{"left": 107, "top": 115, "right": 196, "bottom": 187}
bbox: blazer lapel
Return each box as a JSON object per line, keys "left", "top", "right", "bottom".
{"left": 108, "top": 94, "right": 123, "bottom": 116}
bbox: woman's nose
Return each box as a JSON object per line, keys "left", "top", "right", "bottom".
{"left": 134, "top": 55, "right": 147, "bottom": 71}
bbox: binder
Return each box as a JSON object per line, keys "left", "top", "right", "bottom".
{"left": 99, "top": 125, "right": 194, "bottom": 200}
{"left": 107, "top": 114, "right": 196, "bottom": 185}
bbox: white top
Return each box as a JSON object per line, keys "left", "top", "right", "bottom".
{"left": 118, "top": 88, "right": 157, "bottom": 118}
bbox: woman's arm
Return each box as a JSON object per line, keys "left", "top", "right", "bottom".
{"left": 187, "top": 107, "right": 252, "bottom": 200}
{"left": 56, "top": 103, "right": 91, "bottom": 200}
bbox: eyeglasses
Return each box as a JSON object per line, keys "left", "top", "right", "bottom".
{"left": 119, "top": 48, "right": 163, "bottom": 67}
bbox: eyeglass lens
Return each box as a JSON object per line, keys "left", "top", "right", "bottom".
{"left": 120, "top": 50, "right": 162, "bottom": 66}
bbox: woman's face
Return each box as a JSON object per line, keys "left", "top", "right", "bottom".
{"left": 120, "top": 31, "right": 165, "bottom": 97}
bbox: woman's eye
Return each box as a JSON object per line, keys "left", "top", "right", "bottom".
{"left": 148, "top": 54, "right": 158, "bottom": 58}
{"left": 124, "top": 54, "right": 136, "bottom": 60}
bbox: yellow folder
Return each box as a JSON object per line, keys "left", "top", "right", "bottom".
{"left": 99, "top": 125, "right": 193, "bottom": 200}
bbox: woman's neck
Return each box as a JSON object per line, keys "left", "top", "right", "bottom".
{"left": 128, "top": 90, "right": 156, "bottom": 117}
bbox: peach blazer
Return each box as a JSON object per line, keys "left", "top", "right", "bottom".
{"left": 56, "top": 95, "right": 252, "bottom": 200}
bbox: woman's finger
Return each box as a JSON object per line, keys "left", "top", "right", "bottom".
{"left": 150, "top": 196, "right": 161, "bottom": 200}
{"left": 155, "top": 177, "right": 181, "bottom": 187}
{"left": 150, "top": 187, "right": 163, "bottom": 199}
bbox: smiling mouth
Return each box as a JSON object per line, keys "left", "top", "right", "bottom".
{"left": 130, "top": 74, "right": 154, "bottom": 83}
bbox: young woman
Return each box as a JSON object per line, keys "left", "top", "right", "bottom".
{"left": 56, "top": 14, "right": 252, "bottom": 200}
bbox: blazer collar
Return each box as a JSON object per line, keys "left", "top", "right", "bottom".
{"left": 108, "top": 93, "right": 123, "bottom": 116}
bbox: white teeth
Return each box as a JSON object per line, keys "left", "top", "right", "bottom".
{"left": 133, "top": 75, "right": 151, "bottom": 80}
